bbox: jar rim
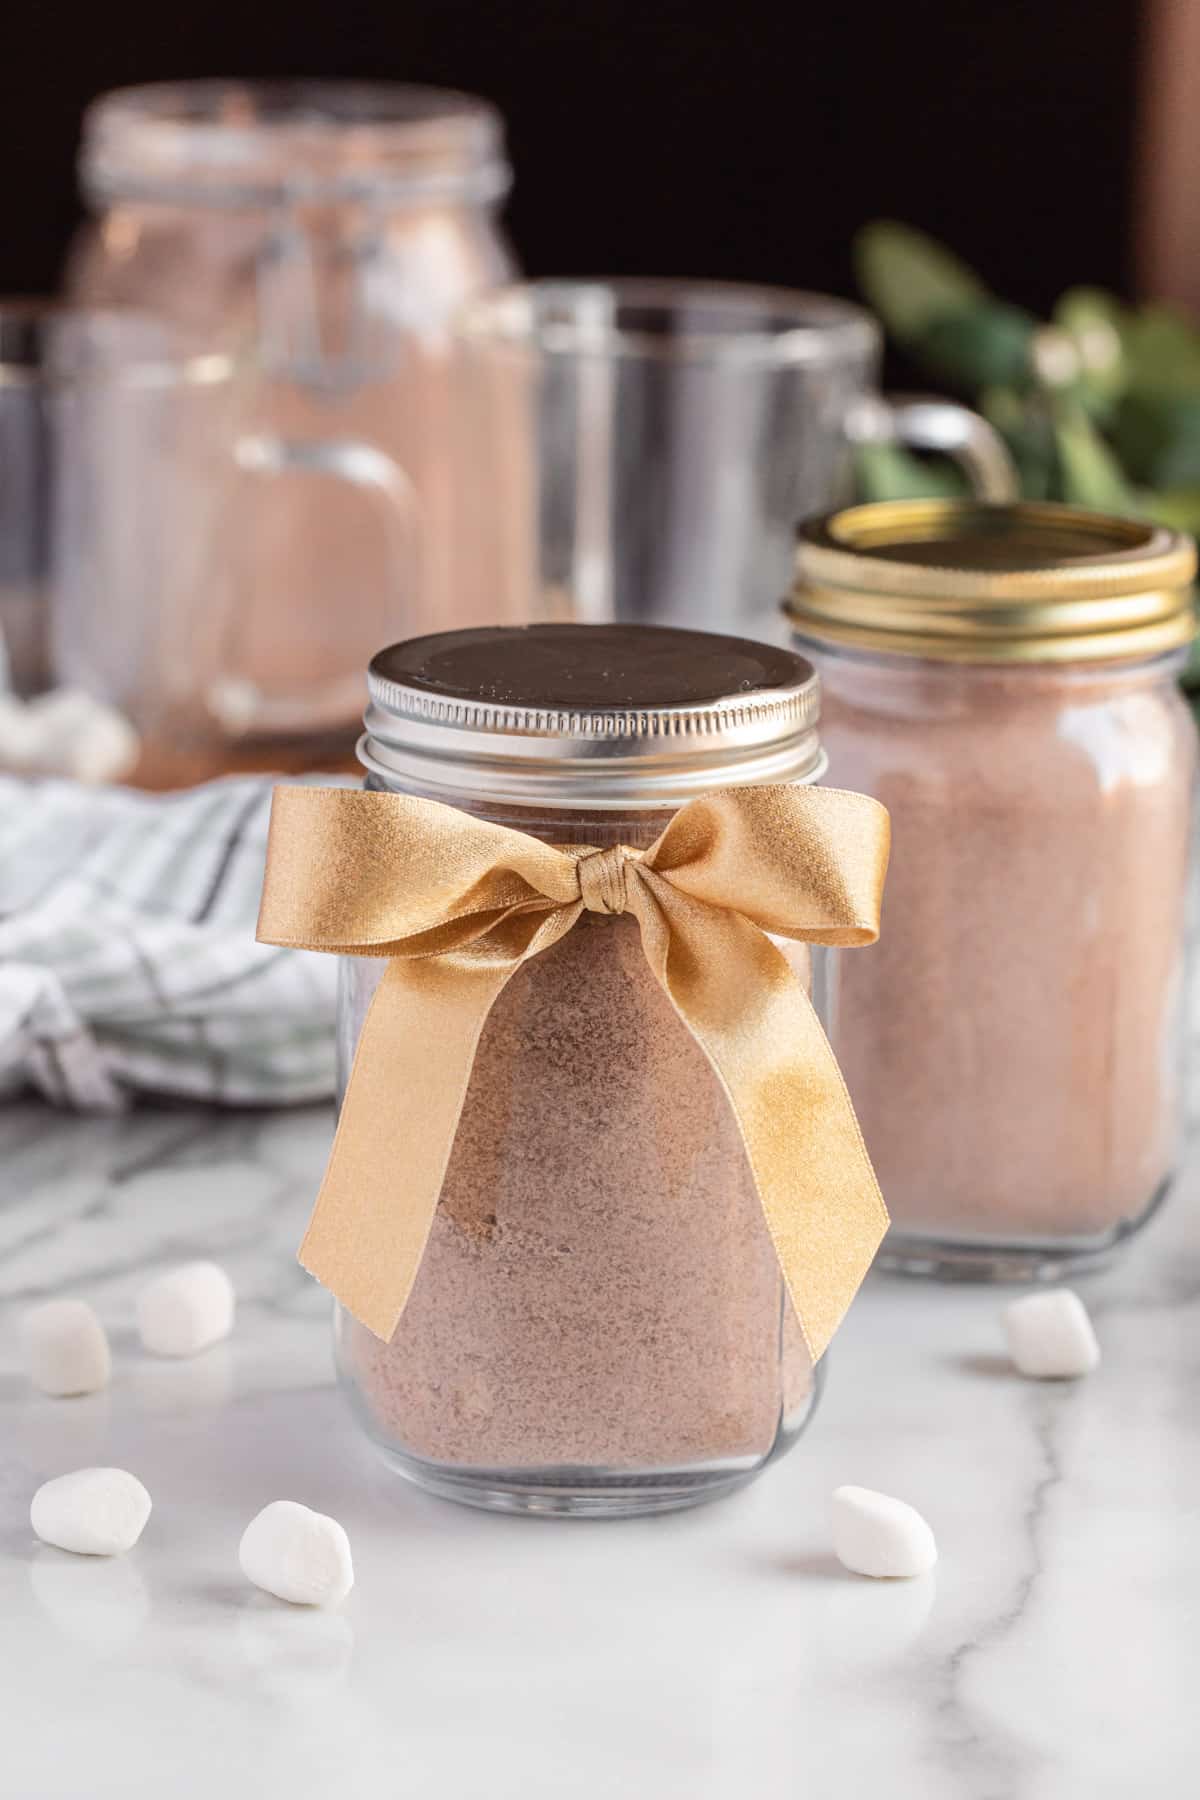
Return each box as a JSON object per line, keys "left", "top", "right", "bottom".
{"left": 0, "top": 302, "right": 237, "bottom": 390}
{"left": 79, "top": 80, "right": 511, "bottom": 209}
{"left": 457, "top": 279, "right": 879, "bottom": 370}
{"left": 361, "top": 624, "right": 825, "bottom": 808}
{"left": 790, "top": 499, "right": 1198, "bottom": 664}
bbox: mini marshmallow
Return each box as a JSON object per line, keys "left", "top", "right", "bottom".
{"left": 22, "top": 1299, "right": 111, "bottom": 1397}
{"left": 25, "top": 688, "right": 140, "bottom": 784}
{"left": 0, "top": 695, "right": 44, "bottom": 770}
{"left": 1003, "top": 1288, "right": 1100, "bottom": 1379}
{"left": 0, "top": 688, "right": 139, "bottom": 783}
{"left": 239, "top": 1501, "right": 354, "bottom": 1607}
{"left": 831, "top": 1485, "right": 938, "bottom": 1579}
{"left": 31, "top": 1467, "right": 152, "bottom": 1556}
{"left": 136, "top": 1261, "right": 235, "bottom": 1358}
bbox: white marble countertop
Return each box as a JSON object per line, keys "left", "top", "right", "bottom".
{"left": 1, "top": 1096, "right": 1197, "bottom": 1799}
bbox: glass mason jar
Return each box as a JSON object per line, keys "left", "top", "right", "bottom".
{"left": 65, "top": 81, "right": 517, "bottom": 776}
{"left": 333, "top": 624, "right": 834, "bottom": 1515}
{"left": 790, "top": 499, "right": 1197, "bottom": 1279}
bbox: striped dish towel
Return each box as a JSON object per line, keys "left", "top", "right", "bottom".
{"left": 0, "top": 774, "right": 339, "bottom": 1111}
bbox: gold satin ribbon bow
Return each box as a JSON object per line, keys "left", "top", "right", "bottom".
{"left": 257, "top": 783, "right": 891, "bottom": 1360}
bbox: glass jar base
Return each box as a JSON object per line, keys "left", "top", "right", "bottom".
{"left": 356, "top": 1365, "right": 824, "bottom": 1519}
{"left": 375, "top": 1453, "right": 762, "bottom": 1517}
{"left": 877, "top": 1177, "right": 1172, "bottom": 1283}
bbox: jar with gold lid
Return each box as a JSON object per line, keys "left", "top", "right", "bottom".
{"left": 790, "top": 500, "right": 1197, "bottom": 1278}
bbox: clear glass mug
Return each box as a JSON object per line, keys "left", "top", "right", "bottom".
{"left": 0, "top": 308, "right": 53, "bottom": 696}
{"left": 453, "top": 279, "right": 1018, "bottom": 642}
{"left": 64, "top": 81, "right": 519, "bottom": 766}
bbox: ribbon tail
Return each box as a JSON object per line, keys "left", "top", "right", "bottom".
{"left": 630, "top": 878, "right": 888, "bottom": 1361}
{"left": 299, "top": 953, "right": 521, "bottom": 1340}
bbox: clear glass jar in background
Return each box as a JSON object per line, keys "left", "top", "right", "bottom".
{"left": 791, "top": 499, "right": 1197, "bottom": 1278}
{"left": 65, "top": 81, "right": 518, "bottom": 774}
{"left": 333, "top": 624, "right": 832, "bottom": 1515}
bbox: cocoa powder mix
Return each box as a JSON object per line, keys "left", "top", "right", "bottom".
{"left": 338, "top": 873, "right": 814, "bottom": 1472}
{"left": 813, "top": 651, "right": 1195, "bottom": 1251}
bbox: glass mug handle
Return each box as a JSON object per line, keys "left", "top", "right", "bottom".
{"left": 198, "top": 194, "right": 414, "bottom": 741}
{"left": 203, "top": 432, "right": 419, "bottom": 741}
{"left": 846, "top": 392, "right": 1019, "bottom": 500}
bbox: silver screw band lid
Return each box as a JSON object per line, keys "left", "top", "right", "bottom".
{"left": 361, "top": 624, "right": 824, "bottom": 808}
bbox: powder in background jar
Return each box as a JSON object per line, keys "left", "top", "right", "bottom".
{"left": 340, "top": 915, "right": 813, "bottom": 1471}
{"left": 818, "top": 656, "right": 1196, "bottom": 1245}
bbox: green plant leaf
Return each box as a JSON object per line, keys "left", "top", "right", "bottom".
{"left": 1114, "top": 391, "right": 1200, "bottom": 489}
{"left": 1052, "top": 288, "right": 1127, "bottom": 416}
{"left": 1140, "top": 486, "right": 1200, "bottom": 534}
{"left": 853, "top": 442, "right": 969, "bottom": 502}
{"left": 855, "top": 222, "right": 986, "bottom": 342}
{"left": 1112, "top": 391, "right": 1172, "bottom": 481}
{"left": 1053, "top": 405, "right": 1140, "bottom": 514}
{"left": 1180, "top": 629, "right": 1200, "bottom": 693}
{"left": 917, "top": 302, "right": 1036, "bottom": 392}
{"left": 981, "top": 389, "right": 1059, "bottom": 500}
{"left": 1123, "top": 306, "right": 1200, "bottom": 395}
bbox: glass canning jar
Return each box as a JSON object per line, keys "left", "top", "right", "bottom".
{"left": 65, "top": 81, "right": 518, "bottom": 775}
{"left": 332, "top": 624, "right": 836, "bottom": 1515}
{"left": 791, "top": 499, "right": 1197, "bottom": 1279}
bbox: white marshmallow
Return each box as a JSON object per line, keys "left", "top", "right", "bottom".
{"left": 22, "top": 1299, "right": 112, "bottom": 1396}
{"left": 0, "top": 694, "right": 45, "bottom": 770}
{"left": 31, "top": 1467, "right": 152, "bottom": 1555}
{"left": 239, "top": 1501, "right": 354, "bottom": 1607}
{"left": 0, "top": 688, "right": 139, "bottom": 783}
{"left": 136, "top": 1261, "right": 235, "bottom": 1358}
{"left": 24, "top": 688, "right": 140, "bottom": 784}
{"left": 831, "top": 1485, "right": 938, "bottom": 1579}
{"left": 1003, "top": 1288, "right": 1100, "bottom": 1378}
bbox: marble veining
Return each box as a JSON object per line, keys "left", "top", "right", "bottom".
{"left": 0, "top": 1094, "right": 1197, "bottom": 1799}
{"left": 930, "top": 1393, "right": 1062, "bottom": 1794}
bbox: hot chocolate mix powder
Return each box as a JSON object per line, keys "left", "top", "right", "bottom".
{"left": 817, "top": 655, "right": 1196, "bottom": 1245}
{"left": 339, "top": 914, "right": 813, "bottom": 1471}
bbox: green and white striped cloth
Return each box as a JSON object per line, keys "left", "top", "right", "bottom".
{"left": 0, "top": 774, "right": 339, "bottom": 1110}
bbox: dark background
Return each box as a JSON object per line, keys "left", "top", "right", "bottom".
{"left": 2, "top": 0, "right": 1141, "bottom": 312}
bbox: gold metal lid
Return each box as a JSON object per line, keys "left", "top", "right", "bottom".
{"left": 789, "top": 499, "right": 1197, "bottom": 663}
